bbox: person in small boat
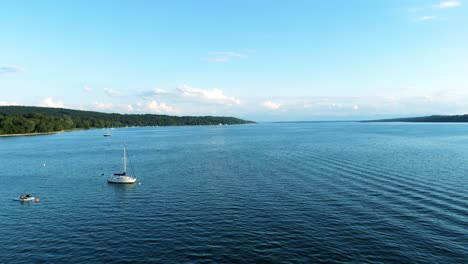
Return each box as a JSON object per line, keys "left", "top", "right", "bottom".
{"left": 20, "top": 194, "right": 26, "bottom": 199}
{"left": 25, "top": 194, "right": 31, "bottom": 198}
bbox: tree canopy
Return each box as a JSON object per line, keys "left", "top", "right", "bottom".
{"left": 0, "top": 106, "right": 254, "bottom": 135}
{"left": 364, "top": 115, "right": 468, "bottom": 123}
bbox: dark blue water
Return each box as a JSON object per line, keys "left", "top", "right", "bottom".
{"left": 1, "top": 123, "right": 467, "bottom": 263}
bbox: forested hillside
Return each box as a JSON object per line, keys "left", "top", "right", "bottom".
{"left": 0, "top": 106, "right": 254, "bottom": 135}
{"left": 365, "top": 115, "right": 468, "bottom": 123}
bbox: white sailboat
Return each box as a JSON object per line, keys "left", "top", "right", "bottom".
{"left": 107, "top": 145, "right": 136, "bottom": 184}
{"left": 103, "top": 128, "right": 111, "bottom": 137}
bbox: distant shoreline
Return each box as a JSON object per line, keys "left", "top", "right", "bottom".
{"left": 0, "top": 123, "right": 255, "bottom": 137}
{"left": 0, "top": 105, "right": 254, "bottom": 137}
{"left": 362, "top": 114, "right": 468, "bottom": 123}
{"left": 0, "top": 131, "right": 65, "bottom": 137}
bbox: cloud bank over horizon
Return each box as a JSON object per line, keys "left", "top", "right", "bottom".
{"left": 0, "top": 66, "right": 23, "bottom": 75}
{"left": 4, "top": 85, "right": 468, "bottom": 122}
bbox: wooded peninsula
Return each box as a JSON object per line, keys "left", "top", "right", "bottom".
{"left": 365, "top": 115, "right": 468, "bottom": 123}
{"left": 0, "top": 106, "right": 254, "bottom": 135}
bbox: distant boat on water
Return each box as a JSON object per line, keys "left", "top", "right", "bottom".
{"left": 14, "top": 194, "right": 39, "bottom": 202}
{"left": 107, "top": 145, "right": 136, "bottom": 184}
{"left": 104, "top": 128, "right": 111, "bottom": 137}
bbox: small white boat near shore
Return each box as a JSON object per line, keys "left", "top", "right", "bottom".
{"left": 103, "top": 128, "right": 111, "bottom": 137}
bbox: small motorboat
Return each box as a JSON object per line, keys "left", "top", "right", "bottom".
{"left": 15, "top": 194, "right": 39, "bottom": 202}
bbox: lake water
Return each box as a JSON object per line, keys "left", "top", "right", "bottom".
{"left": 1, "top": 123, "right": 467, "bottom": 263}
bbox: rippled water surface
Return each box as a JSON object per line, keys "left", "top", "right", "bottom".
{"left": 1, "top": 123, "right": 467, "bottom": 263}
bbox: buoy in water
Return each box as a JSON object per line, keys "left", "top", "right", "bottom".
{"left": 35, "top": 197, "right": 40, "bottom": 202}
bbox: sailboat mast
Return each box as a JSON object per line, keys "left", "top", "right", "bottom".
{"left": 123, "top": 145, "right": 127, "bottom": 173}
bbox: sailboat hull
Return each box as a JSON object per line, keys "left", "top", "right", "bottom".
{"left": 107, "top": 175, "right": 136, "bottom": 184}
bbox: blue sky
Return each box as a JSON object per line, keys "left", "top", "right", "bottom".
{"left": 0, "top": 0, "right": 467, "bottom": 121}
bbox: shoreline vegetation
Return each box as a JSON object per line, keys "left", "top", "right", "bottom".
{"left": 0, "top": 106, "right": 255, "bottom": 136}
{"left": 0, "top": 130, "right": 65, "bottom": 137}
{"left": 364, "top": 114, "right": 468, "bottom": 123}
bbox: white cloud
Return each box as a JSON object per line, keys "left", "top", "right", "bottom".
{"left": 177, "top": 85, "right": 241, "bottom": 105}
{"left": 261, "top": 100, "right": 282, "bottom": 110}
{"left": 141, "top": 88, "right": 171, "bottom": 97}
{"left": 214, "top": 52, "right": 247, "bottom": 58}
{"left": 91, "top": 102, "right": 138, "bottom": 113}
{"left": 154, "top": 88, "right": 170, "bottom": 94}
{"left": 39, "top": 97, "right": 65, "bottom": 108}
{"left": 204, "top": 51, "right": 247, "bottom": 63}
{"left": 257, "top": 91, "right": 468, "bottom": 119}
{"left": 140, "top": 85, "right": 242, "bottom": 107}
{"left": 147, "top": 100, "right": 179, "bottom": 114}
{"left": 436, "top": 1, "right": 461, "bottom": 8}
{"left": 94, "top": 102, "right": 113, "bottom": 110}
{"left": 104, "top": 88, "right": 123, "bottom": 97}
{"left": 205, "top": 57, "right": 229, "bottom": 63}
{"left": 82, "top": 86, "right": 92, "bottom": 93}
{"left": 0, "top": 66, "right": 23, "bottom": 75}
{"left": 303, "top": 102, "right": 314, "bottom": 108}
{"left": 415, "top": 16, "right": 438, "bottom": 21}
{"left": 330, "top": 103, "right": 343, "bottom": 108}
{"left": 0, "top": 101, "right": 18, "bottom": 106}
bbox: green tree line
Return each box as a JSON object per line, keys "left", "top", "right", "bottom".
{"left": 0, "top": 106, "right": 254, "bottom": 135}
{"left": 364, "top": 115, "right": 468, "bottom": 123}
